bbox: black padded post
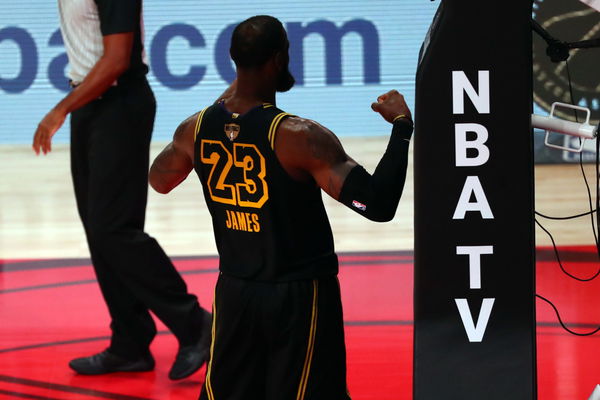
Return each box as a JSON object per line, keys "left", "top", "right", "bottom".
{"left": 413, "top": 1, "right": 536, "bottom": 399}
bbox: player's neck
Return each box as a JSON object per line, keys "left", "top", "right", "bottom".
{"left": 233, "top": 71, "right": 276, "bottom": 105}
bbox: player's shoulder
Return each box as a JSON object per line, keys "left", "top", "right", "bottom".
{"left": 279, "top": 116, "right": 326, "bottom": 137}
{"left": 280, "top": 116, "right": 338, "bottom": 141}
{"left": 276, "top": 116, "right": 341, "bottom": 156}
{"left": 174, "top": 112, "right": 204, "bottom": 145}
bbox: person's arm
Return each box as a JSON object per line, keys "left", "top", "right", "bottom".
{"left": 276, "top": 90, "right": 413, "bottom": 222}
{"left": 149, "top": 77, "right": 238, "bottom": 194}
{"left": 33, "top": 0, "right": 139, "bottom": 155}
{"left": 149, "top": 114, "right": 198, "bottom": 194}
{"left": 149, "top": 78, "right": 237, "bottom": 193}
{"left": 32, "top": 33, "right": 134, "bottom": 155}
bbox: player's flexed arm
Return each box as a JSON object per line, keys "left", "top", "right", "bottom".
{"left": 275, "top": 90, "right": 413, "bottom": 222}
{"left": 149, "top": 89, "right": 413, "bottom": 222}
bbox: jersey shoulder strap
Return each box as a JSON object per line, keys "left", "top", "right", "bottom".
{"left": 267, "top": 108, "right": 294, "bottom": 150}
{"left": 193, "top": 106, "right": 210, "bottom": 142}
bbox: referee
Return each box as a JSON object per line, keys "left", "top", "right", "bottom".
{"left": 32, "top": 0, "right": 210, "bottom": 380}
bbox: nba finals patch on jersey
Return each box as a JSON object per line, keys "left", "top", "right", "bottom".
{"left": 224, "top": 123, "right": 240, "bottom": 141}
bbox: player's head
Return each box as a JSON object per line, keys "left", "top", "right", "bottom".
{"left": 230, "top": 15, "right": 295, "bottom": 92}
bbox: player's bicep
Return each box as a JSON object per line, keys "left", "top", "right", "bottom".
{"left": 278, "top": 118, "right": 357, "bottom": 199}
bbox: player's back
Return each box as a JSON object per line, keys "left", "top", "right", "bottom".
{"left": 193, "top": 102, "right": 338, "bottom": 281}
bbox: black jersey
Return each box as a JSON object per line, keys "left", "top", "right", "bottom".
{"left": 193, "top": 102, "right": 338, "bottom": 282}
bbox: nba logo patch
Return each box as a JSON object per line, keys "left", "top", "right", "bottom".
{"left": 224, "top": 123, "right": 240, "bottom": 141}
{"left": 352, "top": 200, "right": 367, "bottom": 211}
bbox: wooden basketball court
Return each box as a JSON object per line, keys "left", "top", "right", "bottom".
{"left": 1, "top": 138, "right": 599, "bottom": 399}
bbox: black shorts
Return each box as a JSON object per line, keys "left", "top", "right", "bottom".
{"left": 199, "top": 273, "right": 351, "bottom": 400}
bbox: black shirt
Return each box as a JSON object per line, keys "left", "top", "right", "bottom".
{"left": 194, "top": 102, "right": 339, "bottom": 282}
{"left": 95, "top": 0, "right": 148, "bottom": 81}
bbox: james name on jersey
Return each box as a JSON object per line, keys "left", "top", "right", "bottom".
{"left": 224, "top": 209, "right": 261, "bottom": 233}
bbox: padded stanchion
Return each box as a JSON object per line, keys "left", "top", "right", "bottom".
{"left": 413, "top": 1, "right": 536, "bottom": 399}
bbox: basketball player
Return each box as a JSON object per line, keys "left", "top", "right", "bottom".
{"left": 31, "top": 0, "right": 211, "bottom": 380}
{"left": 149, "top": 15, "right": 413, "bottom": 399}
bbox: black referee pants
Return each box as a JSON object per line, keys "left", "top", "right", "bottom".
{"left": 70, "top": 78, "right": 203, "bottom": 359}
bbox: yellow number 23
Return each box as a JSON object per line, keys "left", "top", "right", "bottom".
{"left": 200, "top": 140, "right": 269, "bottom": 208}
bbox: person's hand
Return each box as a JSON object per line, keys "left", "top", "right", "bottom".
{"left": 371, "top": 90, "right": 412, "bottom": 124}
{"left": 33, "top": 107, "right": 67, "bottom": 155}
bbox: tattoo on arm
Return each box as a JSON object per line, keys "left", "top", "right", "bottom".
{"left": 301, "top": 120, "right": 355, "bottom": 199}
{"left": 305, "top": 122, "right": 347, "bottom": 165}
{"left": 276, "top": 117, "right": 355, "bottom": 198}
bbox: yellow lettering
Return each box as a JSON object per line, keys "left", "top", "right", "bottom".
{"left": 224, "top": 210, "right": 261, "bottom": 233}
{"left": 201, "top": 140, "right": 236, "bottom": 206}
{"left": 230, "top": 212, "right": 239, "bottom": 230}
{"left": 234, "top": 144, "right": 269, "bottom": 208}
{"left": 236, "top": 211, "right": 247, "bottom": 231}
{"left": 244, "top": 212, "right": 253, "bottom": 232}
{"left": 225, "top": 210, "right": 232, "bottom": 229}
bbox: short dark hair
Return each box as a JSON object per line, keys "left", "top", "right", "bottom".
{"left": 230, "top": 15, "right": 288, "bottom": 69}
